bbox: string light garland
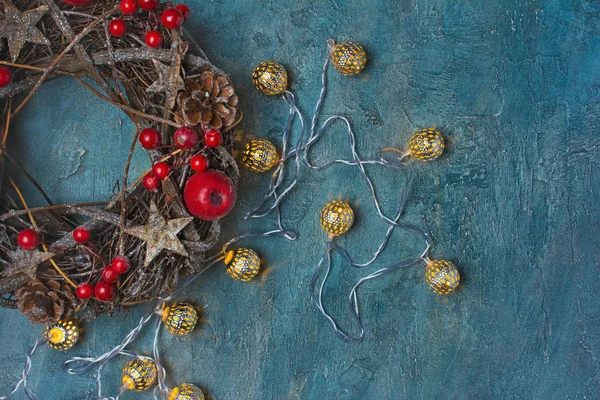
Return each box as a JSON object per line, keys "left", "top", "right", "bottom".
{"left": 0, "top": 1, "right": 464, "bottom": 393}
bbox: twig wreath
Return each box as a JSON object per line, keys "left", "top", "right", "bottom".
{"left": 0, "top": 0, "right": 241, "bottom": 323}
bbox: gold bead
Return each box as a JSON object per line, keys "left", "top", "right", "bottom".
{"left": 425, "top": 260, "right": 460, "bottom": 295}
{"left": 408, "top": 127, "right": 445, "bottom": 162}
{"left": 330, "top": 42, "right": 367, "bottom": 76}
{"left": 162, "top": 302, "right": 198, "bottom": 336}
{"left": 45, "top": 319, "right": 80, "bottom": 351}
{"left": 243, "top": 139, "right": 279, "bottom": 173}
{"left": 252, "top": 61, "right": 288, "bottom": 96}
{"left": 225, "top": 248, "right": 261, "bottom": 281}
{"left": 168, "top": 383, "right": 205, "bottom": 400}
{"left": 122, "top": 358, "right": 158, "bottom": 392}
{"left": 320, "top": 200, "right": 354, "bottom": 236}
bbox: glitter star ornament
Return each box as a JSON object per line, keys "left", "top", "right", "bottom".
{"left": 169, "top": 383, "right": 205, "bottom": 400}
{"left": 124, "top": 201, "right": 193, "bottom": 266}
{"left": 224, "top": 248, "right": 261, "bottom": 281}
{"left": 122, "top": 358, "right": 158, "bottom": 391}
{"left": 252, "top": 61, "right": 287, "bottom": 96}
{"left": 242, "top": 138, "right": 279, "bottom": 172}
{"left": 320, "top": 200, "right": 354, "bottom": 236}
{"left": 425, "top": 259, "right": 460, "bottom": 295}
{"left": 408, "top": 127, "right": 445, "bottom": 161}
{"left": 0, "top": 0, "right": 50, "bottom": 62}
{"left": 4, "top": 249, "right": 54, "bottom": 278}
{"left": 330, "top": 42, "right": 367, "bottom": 76}
{"left": 147, "top": 57, "right": 185, "bottom": 110}
{"left": 45, "top": 319, "right": 80, "bottom": 351}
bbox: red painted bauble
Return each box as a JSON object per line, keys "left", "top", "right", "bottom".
{"left": 143, "top": 173, "right": 160, "bottom": 191}
{"left": 76, "top": 282, "right": 94, "bottom": 300}
{"left": 17, "top": 229, "right": 39, "bottom": 250}
{"left": 102, "top": 267, "right": 120, "bottom": 283}
{"left": 161, "top": 8, "right": 184, "bottom": 29}
{"left": 72, "top": 227, "right": 91, "bottom": 244}
{"left": 145, "top": 30, "right": 163, "bottom": 48}
{"left": 204, "top": 130, "right": 223, "bottom": 148}
{"left": 183, "top": 170, "right": 237, "bottom": 220}
{"left": 112, "top": 256, "right": 130, "bottom": 274}
{"left": 138, "top": 0, "right": 158, "bottom": 11}
{"left": 95, "top": 280, "right": 116, "bottom": 301}
{"left": 152, "top": 162, "right": 170, "bottom": 180}
{"left": 62, "top": 0, "right": 93, "bottom": 6}
{"left": 109, "top": 19, "right": 127, "bottom": 37}
{"left": 139, "top": 128, "right": 161, "bottom": 149}
{"left": 120, "top": 0, "right": 138, "bottom": 14}
{"left": 190, "top": 154, "right": 208, "bottom": 173}
{"left": 174, "top": 126, "right": 199, "bottom": 149}
{"left": 0, "top": 67, "right": 12, "bottom": 88}
{"left": 175, "top": 4, "right": 190, "bottom": 20}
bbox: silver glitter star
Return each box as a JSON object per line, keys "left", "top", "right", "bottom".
{"left": 124, "top": 201, "right": 193, "bottom": 267}
{"left": 146, "top": 58, "right": 185, "bottom": 110}
{"left": 0, "top": 0, "right": 50, "bottom": 62}
{"left": 4, "top": 249, "right": 55, "bottom": 279}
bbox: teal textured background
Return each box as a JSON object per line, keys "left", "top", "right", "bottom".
{"left": 1, "top": 0, "right": 600, "bottom": 399}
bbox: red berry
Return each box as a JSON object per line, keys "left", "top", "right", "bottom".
{"left": 72, "top": 227, "right": 91, "bottom": 244}
{"left": 175, "top": 4, "right": 190, "bottom": 20}
{"left": 143, "top": 173, "right": 160, "bottom": 191}
{"left": 17, "top": 229, "right": 39, "bottom": 251}
{"left": 109, "top": 18, "right": 127, "bottom": 37}
{"left": 190, "top": 154, "right": 208, "bottom": 173}
{"left": 174, "top": 126, "right": 199, "bottom": 149}
{"left": 62, "top": 0, "right": 93, "bottom": 6}
{"left": 102, "top": 266, "right": 120, "bottom": 283}
{"left": 139, "top": 128, "right": 161, "bottom": 149}
{"left": 94, "top": 280, "right": 116, "bottom": 301}
{"left": 112, "top": 256, "right": 130, "bottom": 274}
{"left": 204, "top": 130, "right": 223, "bottom": 148}
{"left": 152, "top": 162, "right": 170, "bottom": 180}
{"left": 120, "top": 0, "right": 138, "bottom": 14}
{"left": 161, "top": 8, "right": 184, "bottom": 29}
{"left": 138, "top": 0, "right": 159, "bottom": 11}
{"left": 145, "top": 30, "right": 163, "bottom": 48}
{"left": 183, "top": 170, "right": 237, "bottom": 220}
{"left": 76, "top": 282, "right": 94, "bottom": 300}
{"left": 0, "top": 67, "right": 12, "bottom": 88}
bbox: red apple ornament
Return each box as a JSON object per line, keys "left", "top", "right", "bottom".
{"left": 183, "top": 170, "right": 237, "bottom": 220}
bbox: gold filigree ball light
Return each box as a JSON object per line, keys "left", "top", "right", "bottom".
{"left": 320, "top": 200, "right": 354, "bottom": 236}
{"left": 45, "top": 319, "right": 80, "bottom": 351}
{"left": 224, "top": 248, "right": 261, "bottom": 281}
{"left": 169, "top": 383, "right": 205, "bottom": 400}
{"left": 408, "top": 127, "right": 445, "bottom": 162}
{"left": 122, "top": 358, "right": 158, "bottom": 392}
{"left": 243, "top": 139, "right": 279, "bottom": 173}
{"left": 425, "top": 260, "right": 460, "bottom": 295}
{"left": 252, "top": 61, "right": 288, "bottom": 96}
{"left": 330, "top": 42, "right": 367, "bottom": 76}
{"left": 162, "top": 302, "right": 198, "bottom": 336}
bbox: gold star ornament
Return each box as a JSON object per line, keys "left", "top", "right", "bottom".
{"left": 0, "top": 0, "right": 50, "bottom": 62}
{"left": 124, "top": 202, "right": 193, "bottom": 267}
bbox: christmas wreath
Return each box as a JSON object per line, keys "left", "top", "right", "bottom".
{"left": 0, "top": 0, "right": 241, "bottom": 324}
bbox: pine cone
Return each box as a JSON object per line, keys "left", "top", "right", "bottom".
{"left": 175, "top": 72, "right": 239, "bottom": 130}
{"left": 15, "top": 278, "right": 75, "bottom": 324}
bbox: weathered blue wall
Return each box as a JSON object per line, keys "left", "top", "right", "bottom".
{"left": 1, "top": 0, "right": 600, "bottom": 399}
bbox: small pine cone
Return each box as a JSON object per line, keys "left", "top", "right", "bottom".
{"left": 175, "top": 72, "right": 239, "bottom": 130}
{"left": 15, "top": 278, "right": 75, "bottom": 324}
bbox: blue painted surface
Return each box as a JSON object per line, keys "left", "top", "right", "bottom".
{"left": 1, "top": 0, "right": 600, "bottom": 399}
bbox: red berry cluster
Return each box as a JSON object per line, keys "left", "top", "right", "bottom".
{"left": 110, "top": 0, "right": 191, "bottom": 47}
{"left": 76, "top": 256, "right": 131, "bottom": 302}
{"left": 138, "top": 126, "right": 223, "bottom": 192}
